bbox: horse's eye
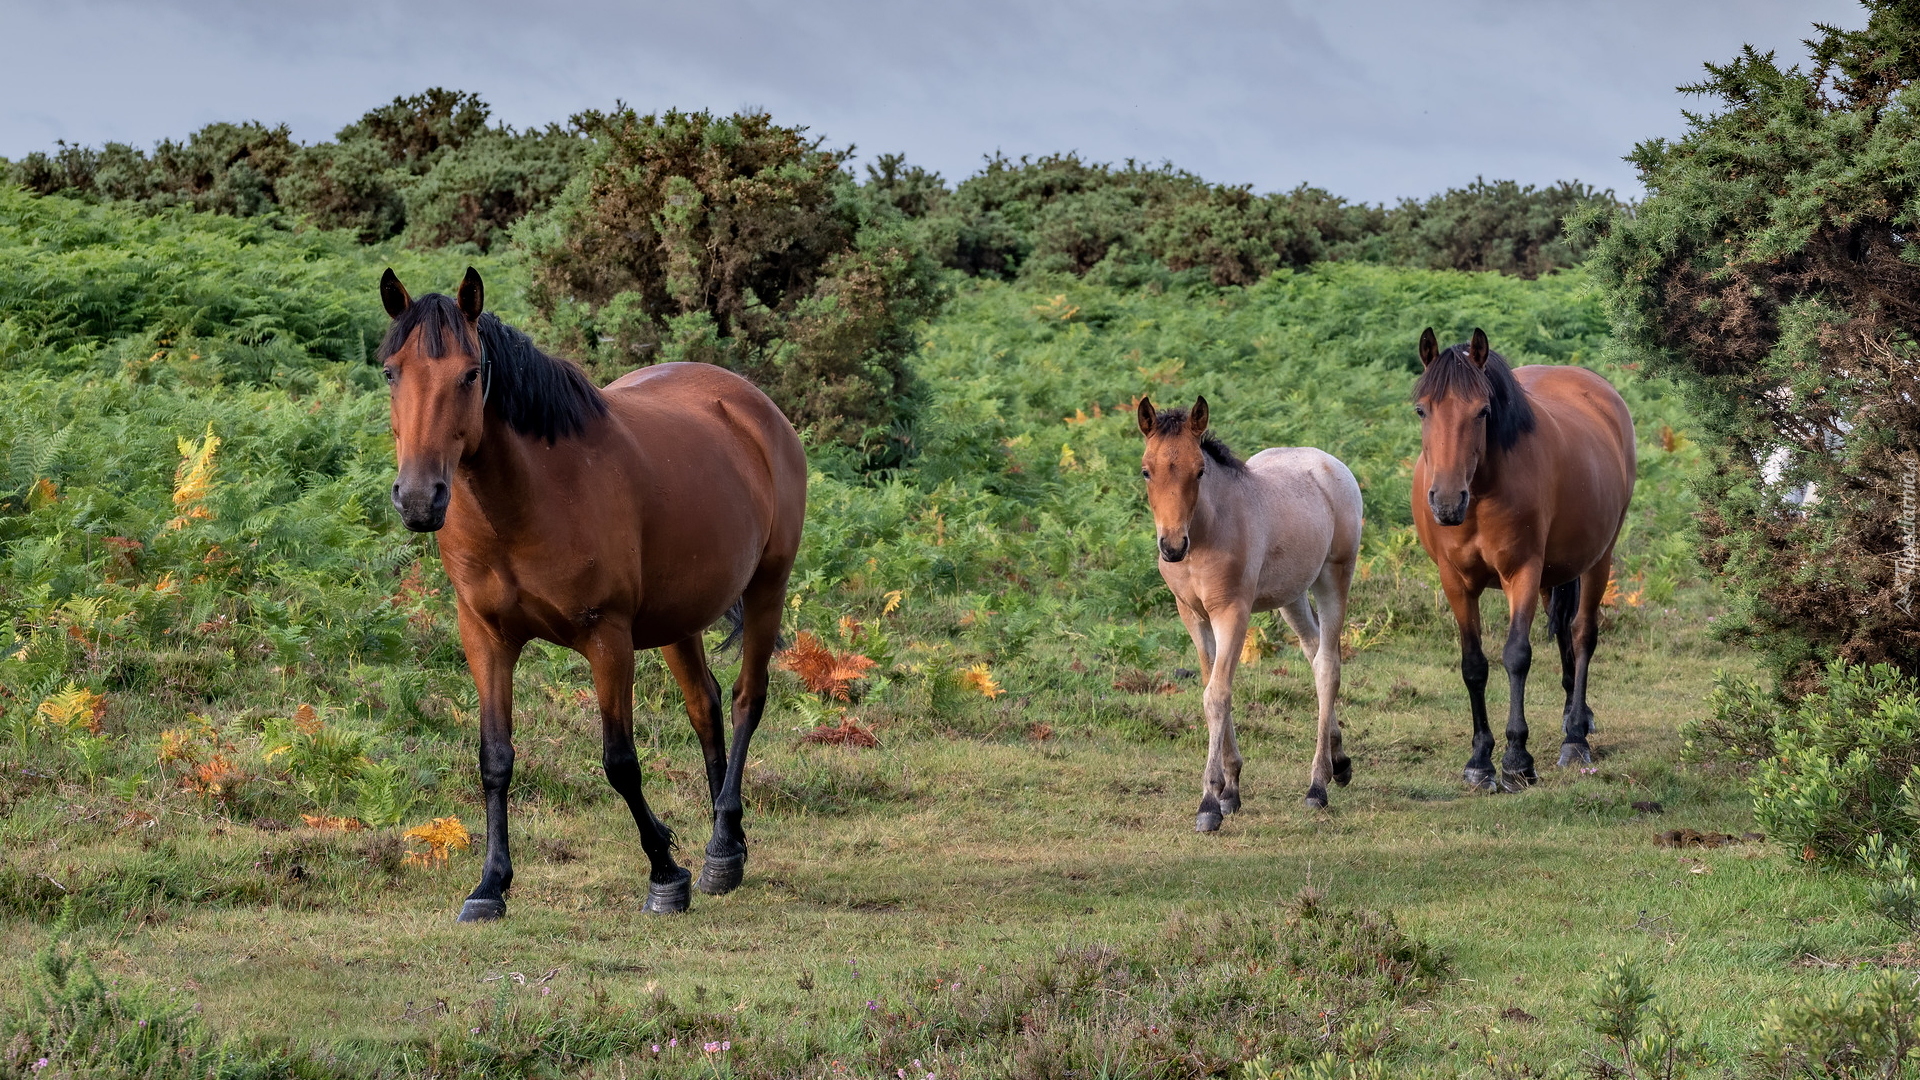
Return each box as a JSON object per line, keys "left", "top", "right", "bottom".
{"left": 1413, "top": 406, "right": 1425, "bottom": 419}
{"left": 463, "top": 368, "right": 481, "bottom": 387}
{"left": 1141, "top": 468, "right": 1150, "bottom": 479}
{"left": 382, "top": 368, "right": 396, "bottom": 385}
{"left": 1197, "top": 467, "right": 1206, "bottom": 479}
{"left": 1478, "top": 407, "right": 1491, "bottom": 420}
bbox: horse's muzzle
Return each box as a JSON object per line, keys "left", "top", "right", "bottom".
{"left": 394, "top": 478, "right": 451, "bottom": 532}
{"left": 1159, "top": 536, "right": 1190, "bottom": 562}
{"left": 1428, "top": 489, "right": 1470, "bottom": 527}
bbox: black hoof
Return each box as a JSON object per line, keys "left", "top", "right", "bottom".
{"left": 1558, "top": 742, "right": 1593, "bottom": 767}
{"left": 644, "top": 868, "right": 692, "bottom": 914}
{"left": 1498, "top": 768, "right": 1537, "bottom": 792}
{"left": 1304, "top": 785, "right": 1328, "bottom": 810}
{"left": 1195, "top": 812, "right": 1223, "bottom": 833}
{"left": 696, "top": 851, "right": 746, "bottom": 896}
{"left": 1463, "top": 767, "right": 1496, "bottom": 791}
{"left": 1332, "top": 757, "right": 1353, "bottom": 786}
{"left": 457, "top": 898, "right": 506, "bottom": 923}
{"left": 1218, "top": 791, "right": 1242, "bottom": 815}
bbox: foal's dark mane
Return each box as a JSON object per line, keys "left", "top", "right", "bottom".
{"left": 1412, "top": 343, "right": 1536, "bottom": 452}
{"left": 1150, "top": 408, "right": 1247, "bottom": 473}
{"left": 377, "top": 293, "right": 607, "bottom": 444}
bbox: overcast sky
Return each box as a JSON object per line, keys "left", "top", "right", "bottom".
{"left": 0, "top": 0, "right": 1862, "bottom": 205}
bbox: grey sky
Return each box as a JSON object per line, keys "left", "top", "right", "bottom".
{"left": 0, "top": 0, "right": 1861, "bottom": 204}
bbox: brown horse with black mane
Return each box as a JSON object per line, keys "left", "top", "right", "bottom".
{"left": 378, "top": 267, "right": 806, "bottom": 920}
{"left": 1411, "top": 329, "right": 1634, "bottom": 791}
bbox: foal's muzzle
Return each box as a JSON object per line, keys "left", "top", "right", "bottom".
{"left": 1159, "top": 535, "right": 1190, "bottom": 563}
{"left": 393, "top": 477, "right": 451, "bottom": 532}
{"left": 1428, "top": 488, "right": 1470, "bottom": 527}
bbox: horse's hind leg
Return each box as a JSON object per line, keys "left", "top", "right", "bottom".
{"left": 661, "top": 638, "right": 728, "bottom": 818}
{"left": 701, "top": 566, "right": 791, "bottom": 895}
{"left": 1275, "top": 592, "right": 1337, "bottom": 807}
{"left": 589, "top": 628, "right": 690, "bottom": 914}
{"left": 1308, "top": 555, "right": 1355, "bottom": 803}
{"left": 1558, "top": 556, "right": 1611, "bottom": 767}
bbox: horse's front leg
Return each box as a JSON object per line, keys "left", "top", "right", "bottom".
{"left": 588, "top": 628, "right": 691, "bottom": 914}
{"left": 1437, "top": 568, "right": 1494, "bottom": 790}
{"left": 457, "top": 610, "right": 522, "bottom": 922}
{"left": 1497, "top": 563, "right": 1544, "bottom": 790}
{"left": 1195, "top": 603, "right": 1250, "bottom": 832}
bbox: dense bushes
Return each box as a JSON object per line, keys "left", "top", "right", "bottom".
{"left": 1588, "top": 0, "right": 1920, "bottom": 686}
{"left": 879, "top": 152, "right": 1617, "bottom": 285}
{"left": 521, "top": 107, "right": 942, "bottom": 448}
{"left": 6, "top": 89, "right": 583, "bottom": 251}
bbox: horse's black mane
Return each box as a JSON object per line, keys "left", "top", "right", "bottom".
{"left": 377, "top": 294, "right": 607, "bottom": 443}
{"left": 1150, "top": 408, "right": 1247, "bottom": 473}
{"left": 1412, "top": 343, "right": 1536, "bottom": 451}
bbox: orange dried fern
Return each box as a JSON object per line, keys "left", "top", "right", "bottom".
{"left": 778, "top": 632, "right": 877, "bottom": 701}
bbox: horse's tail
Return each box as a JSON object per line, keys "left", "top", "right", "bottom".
{"left": 1546, "top": 579, "right": 1579, "bottom": 644}
{"left": 714, "top": 598, "right": 746, "bottom": 652}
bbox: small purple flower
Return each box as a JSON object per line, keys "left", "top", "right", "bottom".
{"left": 138, "top": 1019, "right": 147, "bottom": 1027}
{"left": 867, "top": 1000, "right": 877, "bottom": 1010}
{"left": 539, "top": 985, "right": 551, "bottom": 997}
{"left": 704, "top": 1041, "right": 721, "bottom": 1054}
{"left": 670, "top": 1038, "right": 678, "bottom": 1048}
{"left": 722, "top": 1041, "right": 731, "bottom": 1051}
{"left": 899, "top": 1069, "right": 907, "bottom": 1078}
{"left": 913, "top": 1062, "right": 923, "bottom": 1069}
{"left": 652, "top": 1044, "right": 661, "bottom": 1054}
{"left": 470, "top": 1027, "right": 480, "bottom": 1034}
{"left": 31, "top": 1059, "right": 48, "bottom": 1072}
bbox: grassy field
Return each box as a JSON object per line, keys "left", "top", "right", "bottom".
{"left": 0, "top": 190, "right": 1896, "bottom": 1077}
{"left": 2, "top": 582, "right": 1892, "bottom": 1077}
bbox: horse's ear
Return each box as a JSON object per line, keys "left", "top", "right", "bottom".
{"left": 1468, "top": 328, "right": 1489, "bottom": 369}
{"left": 1137, "top": 396, "right": 1156, "bottom": 437}
{"left": 1189, "top": 396, "right": 1209, "bottom": 436}
{"left": 1418, "top": 327, "right": 1438, "bottom": 368}
{"left": 380, "top": 268, "right": 411, "bottom": 319}
{"left": 458, "top": 266, "right": 484, "bottom": 321}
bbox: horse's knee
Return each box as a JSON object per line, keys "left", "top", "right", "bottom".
{"left": 480, "top": 741, "right": 515, "bottom": 792}
{"left": 1503, "top": 636, "right": 1531, "bottom": 678}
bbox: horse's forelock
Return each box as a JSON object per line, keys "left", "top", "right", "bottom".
{"left": 1413, "top": 343, "right": 1536, "bottom": 451}
{"left": 378, "top": 293, "right": 475, "bottom": 363}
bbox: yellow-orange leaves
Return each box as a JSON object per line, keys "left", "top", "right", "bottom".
{"left": 779, "top": 632, "right": 877, "bottom": 701}
{"left": 403, "top": 816, "right": 472, "bottom": 865}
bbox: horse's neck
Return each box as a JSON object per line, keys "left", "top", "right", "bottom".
{"left": 455, "top": 418, "right": 543, "bottom": 538}
{"left": 1189, "top": 467, "right": 1248, "bottom": 546}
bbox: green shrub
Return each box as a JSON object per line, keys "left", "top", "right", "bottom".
{"left": 1750, "top": 972, "right": 1920, "bottom": 1078}
{"left": 521, "top": 107, "right": 944, "bottom": 449}
{"left": 1584, "top": 958, "right": 1708, "bottom": 1079}
{"left": 1585, "top": 1, "right": 1920, "bottom": 686}
{"left": 1749, "top": 662, "right": 1920, "bottom": 862}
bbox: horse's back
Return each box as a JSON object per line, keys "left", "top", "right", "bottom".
{"left": 1245, "top": 447, "right": 1364, "bottom": 569}
{"left": 1513, "top": 365, "right": 1636, "bottom": 503}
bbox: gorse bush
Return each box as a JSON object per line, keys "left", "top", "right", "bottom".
{"left": 522, "top": 107, "right": 944, "bottom": 450}
{"left": 1587, "top": 0, "right": 1920, "bottom": 687}
{"left": 1704, "top": 661, "right": 1920, "bottom": 864}
{"left": 6, "top": 89, "right": 584, "bottom": 251}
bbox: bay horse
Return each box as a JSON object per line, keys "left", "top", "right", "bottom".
{"left": 1138, "top": 396, "right": 1363, "bottom": 828}
{"left": 378, "top": 268, "right": 807, "bottom": 920}
{"left": 1410, "top": 328, "right": 1634, "bottom": 790}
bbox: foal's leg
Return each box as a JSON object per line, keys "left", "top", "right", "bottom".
{"left": 1437, "top": 568, "right": 1494, "bottom": 790}
{"left": 1195, "top": 603, "right": 1251, "bottom": 833}
{"left": 1275, "top": 593, "right": 1334, "bottom": 805}
{"left": 1496, "top": 563, "right": 1544, "bottom": 790}
{"left": 586, "top": 627, "right": 691, "bottom": 914}
{"left": 456, "top": 610, "right": 522, "bottom": 922}
{"left": 1307, "top": 557, "right": 1354, "bottom": 804}
{"left": 701, "top": 569, "right": 791, "bottom": 895}
{"left": 1558, "top": 554, "right": 1613, "bottom": 767}
{"left": 661, "top": 638, "right": 728, "bottom": 815}
{"left": 1174, "top": 596, "right": 1216, "bottom": 691}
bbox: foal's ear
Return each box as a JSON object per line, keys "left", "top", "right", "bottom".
{"left": 1188, "top": 396, "right": 1209, "bottom": 436}
{"left": 458, "top": 266, "right": 484, "bottom": 321}
{"left": 380, "top": 268, "right": 411, "bottom": 319}
{"left": 1418, "top": 327, "right": 1438, "bottom": 368}
{"left": 1136, "top": 396, "right": 1156, "bottom": 437}
{"left": 1468, "top": 328, "right": 1489, "bottom": 369}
